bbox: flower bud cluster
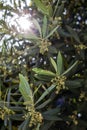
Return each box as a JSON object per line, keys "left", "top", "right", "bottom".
{"left": 51, "top": 75, "right": 66, "bottom": 94}
{"left": 74, "top": 44, "right": 87, "bottom": 50}
{"left": 0, "top": 106, "right": 14, "bottom": 120}
{"left": 74, "top": 44, "right": 87, "bottom": 54}
{"left": 25, "top": 106, "right": 43, "bottom": 127}
{"left": 39, "top": 40, "right": 51, "bottom": 55}
{"left": 79, "top": 91, "right": 87, "bottom": 102}
{"left": 69, "top": 111, "right": 79, "bottom": 125}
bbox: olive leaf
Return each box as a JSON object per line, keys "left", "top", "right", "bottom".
{"left": 57, "top": 51, "right": 63, "bottom": 75}
{"left": 33, "top": 0, "right": 49, "bottom": 15}
{"left": 32, "top": 68, "right": 55, "bottom": 77}
{"left": 66, "top": 25, "right": 81, "bottom": 43}
{"left": 50, "top": 57, "right": 57, "bottom": 73}
{"left": 35, "top": 84, "right": 55, "bottom": 105}
{"left": 19, "top": 74, "right": 33, "bottom": 104}
{"left": 42, "top": 15, "right": 47, "bottom": 38}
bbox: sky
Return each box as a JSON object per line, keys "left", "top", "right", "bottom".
{"left": 0, "top": 0, "right": 31, "bottom": 19}
{"left": 2, "top": 0, "right": 32, "bottom": 7}
{"left": 0, "top": 0, "right": 33, "bottom": 48}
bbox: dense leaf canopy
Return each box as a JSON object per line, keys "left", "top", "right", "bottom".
{"left": 0, "top": 0, "right": 87, "bottom": 130}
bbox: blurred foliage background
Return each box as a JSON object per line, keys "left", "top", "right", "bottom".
{"left": 0, "top": 0, "right": 87, "bottom": 130}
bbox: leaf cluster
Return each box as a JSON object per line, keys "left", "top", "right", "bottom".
{"left": 0, "top": 0, "right": 87, "bottom": 130}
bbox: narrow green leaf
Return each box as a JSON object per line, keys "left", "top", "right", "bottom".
{"left": 42, "top": 15, "right": 47, "bottom": 38}
{"left": 33, "top": 84, "right": 42, "bottom": 96}
{"left": 57, "top": 51, "right": 63, "bottom": 75}
{"left": 48, "top": 46, "right": 57, "bottom": 54}
{"left": 34, "top": 74, "right": 53, "bottom": 83}
{"left": 19, "top": 74, "right": 33, "bottom": 103}
{"left": 53, "top": 0, "right": 60, "bottom": 17}
{"left": 50, "top": 57, "right": 57, "bottom": 72}
{"left": 32, "top": 68, "right": 55, "bottom": 76}
{"left": 33, "top": 18, "right": 42, "bottom": 37}
{"left": 66, "top": 25, "right": 81, "bottom": 43}
{"left": 84, "top": 33, "right": 87, "bottom": 41}
{"left": 10, "top": 114, "right": 24, "bottom": 121}
{"left": 17, "top": 33, "right": 40, "bottom": 41}
{"left": 45, "top": 26, "right": 59, "bottom": 39}
{"left": 43, "top": 108, "right": 60, "bottom": 115}
{"left": 48, "top": 5, "right": 53, "bottom": 17}
{"left": 18, "top": 121, "right": 25, "bottom": 130}
{"left": 18, "top": 118, "right": 30, "bottom": 130}
{"left": 35, "top": 85, "right": 55, "bottom": 105}
{"left": 58, "top": 27, "right": 71, "bottom": 37}
{"left": 34, "top": 74, "right": 52, "bottom": 82}
{"left": 22, "top": 117, "right": 30, "bottom": 130}
{"left": 8, "top": 119, "right": 12, "bottom": 130}
{"left": 66, "top": 80, "right": 82, "bottom": 89}
{"left": 36, "top": 99, "right": 51, "bottom": 109}
{"left": 56, "top": 3, "right": 64, "bottom": 17}
{"left": 41, "top": 122, "right": 54, "bottom": 130}
{"left": 62, "top": 61, "right": 78, "bottom": 76}
{"left": 33, "top": 0, "right": 49, "bottom": 15}
{"left": 43, "top": 115, "right": 62, "bottom": 121}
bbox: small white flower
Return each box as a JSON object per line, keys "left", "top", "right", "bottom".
{"left": 78, "top": 113, "right": 82, "bottom": 118}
